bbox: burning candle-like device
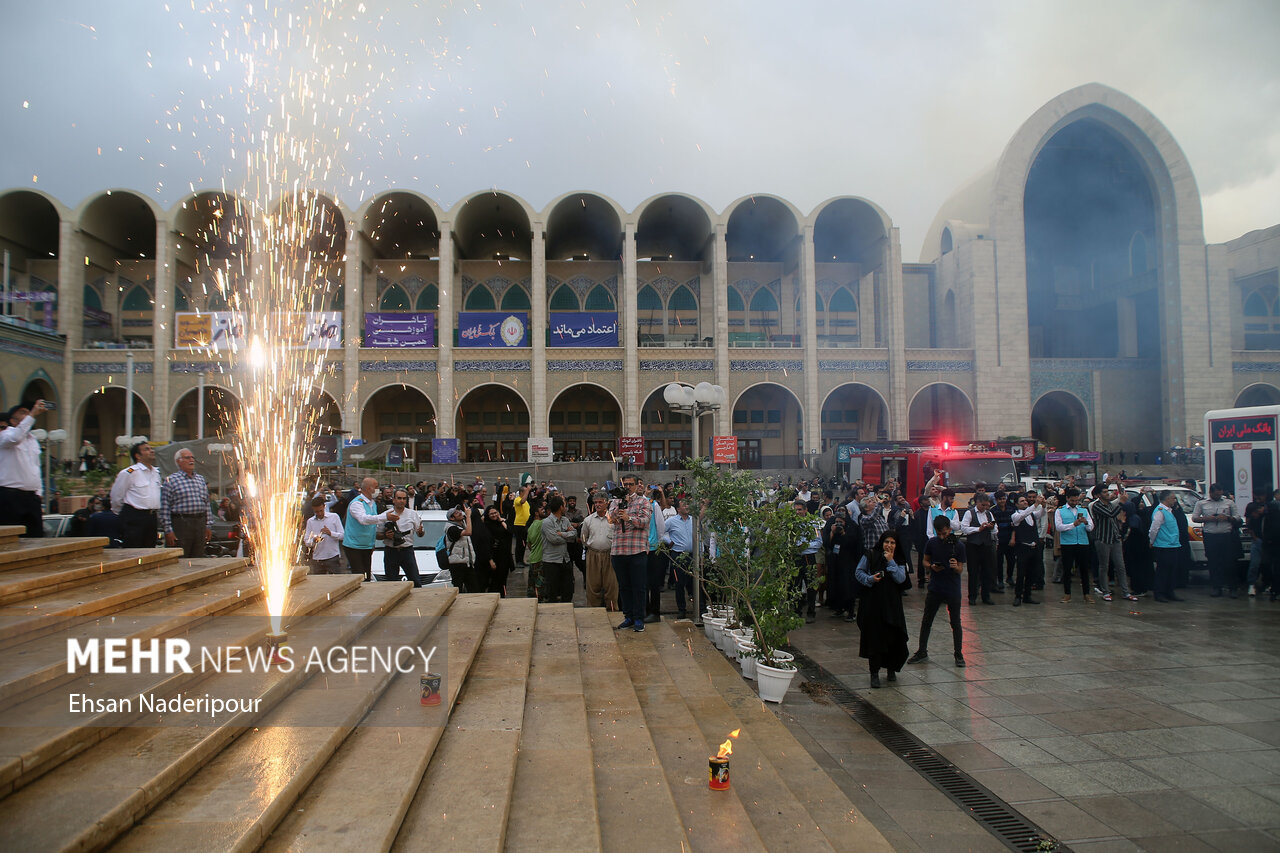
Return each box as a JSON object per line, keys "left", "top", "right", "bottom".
{"left": 709, "top": 728, "right": 740, "bottom": 790}
{"left": 265, "top": 631, "right": 290, "bottom": 666}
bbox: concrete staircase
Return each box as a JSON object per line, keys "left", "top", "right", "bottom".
{"left": 0, "top": 531, "right": 892, "bottom": 851}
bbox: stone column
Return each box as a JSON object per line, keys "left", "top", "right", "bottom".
{"left": 884, "top": 230, "right": 908, "bottom": 440}
{"left": 713, "top": 224, "right": 729, "bottom": 435}
{"left": 436, "top": 223, "right": 455, "bottom": 438}
{"left": 801, "top": 225, "right": 819, "bottom": 454}
{"left": 342, "top": 222, "right": 363, "bottom": 435}
{"left": 57, "top": 219, "right": 84, "bottom": 447}
{"left": 151, "top": 219, "right": 175, "bottom": 441}
{"left": 622, "top": 222, "right": 639, "bottom": 435}
{"left": 530, "top": 225, "right": 547, "bottom": 437}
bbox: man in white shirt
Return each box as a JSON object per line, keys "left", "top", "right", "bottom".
{"left": 959, "top": 493, "right": 999, "bottom": 606}
{"left": 382, "top": 487, "right": 425, "bottom": 587}
{"left": 109, "top": 441, "right": 162, "bottom": 548}
{"left": 0, "top": 400, "right": 48, "bottom": 536}
{"left": 342, "top": 476, "right": 399, "bottom": 581}
{"left": 580, "top": 494, "right": 617, "bottom": 609}
{"left": 303, "top": 495, "right": 344, "bottom": 574}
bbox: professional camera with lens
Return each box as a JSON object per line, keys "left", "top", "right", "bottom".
{"left": 383, "top": 521, "right": 409, "bottom": 547}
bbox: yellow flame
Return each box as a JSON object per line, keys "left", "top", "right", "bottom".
{"left": 717, "top": 728, "right": 740, "bottom": 758}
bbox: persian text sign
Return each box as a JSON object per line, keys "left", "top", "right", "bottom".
{"left": 618, "top": 435, "right": 644, "bottom": 463}
{"left": 528, "top": 437, "right": 554, "bottom": 463}
{"left": 174, "top": 312, "right": 342, "bottom": 351}
{"left": 364, "top": 312, "right": 435, "bottom": 347}
{"left": 457, "top": 312, "right": 528, "bottom": 347}
{"left": 549, "top": 312, "right": 619, "bottom": 347}
{"left": 431, "top": 438, "right": 459, "bottom": 464}
{"left": 1210, "top": 416, "right": 1276, "bottom": 443}
{"left": 712, "top": 436, "right": 738, "bottom": 464}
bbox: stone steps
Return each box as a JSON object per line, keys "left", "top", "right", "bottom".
{"left": 660, "top": 621, "right": 892, "bottom": 853}
{"left": 0, "top": 582, "right": 409, "bottom": 853}
{"left": 0, "top": 537, "right": 110, "bottom": 572}
{"left": 0, "top": 525, "right": 26, "bottom": 550}
{"left": 0, "top": 568, "right": 339, "bottom": 796}
{"left": 0, "top": 562, "right": 289, "bottom": 712}
{"left": 0, "top": 556, "right": 252, "bottom": 649}
{"left": 389, "top": 596, "right": 537, "bottom": 853}
{"left": 109, "top": 587, "right": 469, "bottom": 852}
{"left": 574, "top": 607, "right": 691, "bottom": 851}
{"left": 260, "top": 592, "right": 502, "bottom": 853}
{"left": 502, "top": 602, "right": 603, "bottom": 852}
{"left": 0, "top": 548, "right": 179, "bottom": 608}
{"left": 615, "top": 619, "right": 768, "bottom": 853}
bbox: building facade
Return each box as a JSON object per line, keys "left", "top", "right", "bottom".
{"left": 1, "top": 83, "right": 1277, "bottom": 468}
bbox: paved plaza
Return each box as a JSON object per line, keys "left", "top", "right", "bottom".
{"left": 780, "top": 583, "right": 1280, "bottom": 852}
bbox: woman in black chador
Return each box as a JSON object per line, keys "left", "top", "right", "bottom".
{"left": 854, "top": 531, "right": 910, "bottom": 688}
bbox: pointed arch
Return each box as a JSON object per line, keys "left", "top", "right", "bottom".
{"left": 549, "top": 284, "right": 579, "bottom": 311}
{"left": 379, "top": 283, "right": 411, "bottom": 311}
{"left": 464, "top": 287, "right": 496, "bottom": 310}
{"left": 500, "top": 286, "right": 530, "bottom": 311}
{"left": 584, "top": 284, "right": 615, "bottom": 310}
{"left": 415, "top": 284, "right": 438, "bottom": 311}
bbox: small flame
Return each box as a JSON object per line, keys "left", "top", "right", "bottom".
{"left": 717, "top": 729, "right": 740, "bottom": 758}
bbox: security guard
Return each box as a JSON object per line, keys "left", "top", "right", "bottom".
{"left": 109, "top": 441, "right": 162, "bottom": 548}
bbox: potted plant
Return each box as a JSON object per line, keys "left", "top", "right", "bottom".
{"left": 684, "top": 461, "right": 810, "bottom": 702}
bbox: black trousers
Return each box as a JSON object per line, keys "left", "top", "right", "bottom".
{"left": 1060, "top": 543, "right": 1093, "bottom": 595}
{"left": 669, "top": 551, "right": 694, "bottom": 615}
{"left": 1203, "top": 532, "right": 1238, "bottom": 591}
{"left": 344, "top": 546, "right": 373, "bottom": 581}
{"left": 1153, "top": 546, "right": 1179, "bottom": 600}
{"left": 646, "top": 550, "right": 665, "bottom": 616}
{"left": 120, "top": 505, "right": 158, "bottom": 548}
{"left": 967, "top": 540, "right": 996, "bottom": 602}
{"left": 382, "top": 546, "right": 422, "bottom": 587}
{"left": 917, "top": 591, "right": 963, "bottom": 655}
{"left": 793, "top": 553, "right": 817, "bottom": 616}
{"left": 543, "top": 560, "right": 574, "bottom": 603}
{"left": 1015, "top": 542, "right": 1038, "bottom": 600}
{"left": 998, "top": 540, "right": 1016, "bottom": 583}
{"left": 0, "top": 486, "right": 43, "bottom": 537}
{"left": 171, "top": 513, "right": 207, "bottom": 557}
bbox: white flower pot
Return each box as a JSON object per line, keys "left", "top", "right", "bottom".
{"left": 756, "top": 660, "right": 798, "bottom": 703}
{"left": 705, "top": 616, "right": 726, "bottom": 647}
{"left": 736, "top": 639, "right": 757, "bottom": 680}
{"left": 717, "top": 625, "right": 740, "bottom": 655}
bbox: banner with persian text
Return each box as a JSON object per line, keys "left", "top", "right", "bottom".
{"left": 457, "top": 312, "right": 529, "bottom": 347}
{"left": 549, "top": 312, "right": 619, "bottom": 347}
{"left": 174, "top": 312, "right": 342, "bottom": 351}
{"left": 364, "top": 312, "right": 435, "bottom": 347}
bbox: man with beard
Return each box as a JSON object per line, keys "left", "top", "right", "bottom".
{"left": 484, "top": 504, "right": 513, "bottom": 595}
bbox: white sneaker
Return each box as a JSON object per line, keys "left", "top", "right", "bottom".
{"left": 1248, "top": 585, "right": 1257, "bottom": 596}
{"left": 1093, "top": 586, "right": 1107, "bottom": 596}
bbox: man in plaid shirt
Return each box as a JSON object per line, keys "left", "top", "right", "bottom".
{"left": 610, "top": 474, "right": 651, "bottom": 632}
{"left": 162, "top": 448, "right": 215, "bottom": 557}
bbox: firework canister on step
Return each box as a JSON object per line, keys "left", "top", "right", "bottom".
{"left": 420, "top": 672, "right": 442, "bottom": 706}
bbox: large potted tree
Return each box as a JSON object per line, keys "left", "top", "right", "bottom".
{"left": 684, "top": 461, "right": 811, "bottom": 703}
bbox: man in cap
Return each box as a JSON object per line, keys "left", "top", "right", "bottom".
{"left": 0, "top": 399, "right": 49, "bottom": 536}
{"left": 110, "top": 441, "right": 163, "bottom": 548}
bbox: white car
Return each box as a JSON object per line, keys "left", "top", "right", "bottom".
{"left": 370, "top": 509, "right": 455, "bottom": 587}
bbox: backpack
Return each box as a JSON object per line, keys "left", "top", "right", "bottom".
{"left": 435, "top": 527, "right": 453, "bottom": 570}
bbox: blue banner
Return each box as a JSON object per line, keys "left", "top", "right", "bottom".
{"left": 432, "top": 438, "right": 459, "bottom": 464}
{"left": 457, "top": 312, "right": 529, "bottom": 347}
{"left": 549, "top": 312, "right": 619, "bottom": 347}
{"left": 365, "top": 312, "right": 435, "bottom": 347}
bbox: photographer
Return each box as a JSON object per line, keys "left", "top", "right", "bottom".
{"left": 824, "top": 508, "right": 863, "bottom": 621}
{"left": 382, "top": 488, "right": 425, "bottom": 587}
{"left": 908, "top": 515, "right": 968, "bottom": 668}
{"left": 0, "top": 399, "right": 49, "bottom": 536}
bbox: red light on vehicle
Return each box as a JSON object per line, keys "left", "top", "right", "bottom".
{"left": 942, "top": 441, "right": 950, "bottom": 452}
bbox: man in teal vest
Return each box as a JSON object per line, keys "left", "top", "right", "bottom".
{"left": 1054, "top": 487, "right": 1095, "bottom": 603}
{"left": 1148, "top": 490, "right": 1185, "bottom": 602}
{"left": 343, "top": 476, "right": 399, "bottom": 582}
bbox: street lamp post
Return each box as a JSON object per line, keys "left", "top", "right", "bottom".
{"left": 663, "top": 381, "right": 726, "bottom": 625}
{"left": 207, "top": 443, "right": 234, "bottom": 497}
{"left": 34, "top": 428, "right": 67, "bottom": 504}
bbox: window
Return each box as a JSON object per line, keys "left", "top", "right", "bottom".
{"left": 1241, "top": 271, "right": 1280, "bottom": 350}
{"left": 669, "top": 286, "right": 697, "bottom": 311}
{"left": 584, "top": 411, "right": 599, "bottom": 425}
{"left": 482, "top": 412, "right": 497, "bottom": 425}
{"left": 602, "top": 411, "right": 617, "bottom": 425}
{"left": 83, "top": 286, "right": 103, "bottom": 311}
{"left": 733, "top": 410, "right": 747, "bottom": 424}
{"left": 172, "top": 289, "right": 189, "bottom": 311}
{"left": 416, "top": 284, "right": 438, "bottom": 311}
{"left": 750, "top": 410, "right": 764, "bottom": 424}
{"left": 122, "top": 286, "right": 152, "bottom": 311}
{"left": 584, "top": 285, "right": 615, "bottom": 310}
{"left": 1253, "top": 448, "right": 1274, "bottom": 499}
{"left": 637, "top": 286, "right": 663, "bottom": 311}
{"left": 464, "top": 288, "right": 496, "bottom": 310}
{"left": 727, "top": 287, "right": 745, "bottom": 312}
{"left": 550, "top": 411, "right": 565, "bottom": 426}
{"left": 749, "top": 288, "right": 778, "bottom": 313}
{"left": 829, "top": 288, "right": 857, "bottom": 312}
{"left": 465, "top": 411, "right": 480, "bottom": 426}
{"left": 499, "top": 411, "right": 514, "bottom": 425}
{"left": 500, "top": 287, "right": 530, "bottom": 310}
{"left": 380, "top": 284, "right": 410, "bottom": 311}
{"left": 549, "top": 285, "right": 578, "bottom": 311}
{"left": 567, "top": 411, "right": 581, "bottom": 425}
{"left": 767, "top": 410, "right": 781, "bottom": 424}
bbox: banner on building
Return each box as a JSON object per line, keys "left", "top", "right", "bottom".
{"left": 618, "top": 435, "right": 644, "bottom": 463}
{"left": 549, "top": 312, "right": 619, "bottom": 347}
{"left": 311, "top": 435, "right": 341, "bottom": 466}
{"left": 1, "top": 291, "right": 56, "bottom": 303}
{"left": 712, "top": 436, "right": 738, "bottom": 464}
{"left": 528, "top": 436, "right": 554, "bottom": 463}
{"left": 431, "top": 438, "right": 459, "bottom": 464}
{"left": 457, "top": 312, "right": 528, "bottom": 347}
{"left": 386, "top": 445, "right": 406, "bottom": 467}
{"left": 174, "top": 311, "right": 342, "bottom": 351}
{"left": 364, "top": 312, "right": 435, "bottom": 347}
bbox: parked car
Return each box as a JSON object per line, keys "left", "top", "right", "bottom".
{"left": 42, "top": 514, "right": 73, "bottom": 538}
{"left": 371, "top": 509, "right": 454, "bottom": 587}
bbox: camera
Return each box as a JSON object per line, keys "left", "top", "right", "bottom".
{"left": 383, "top": 522, "right": 408, "bottom": 547}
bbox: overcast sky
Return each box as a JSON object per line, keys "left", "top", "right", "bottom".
{"left": 3, "top": 0, "right": 1277, "bottom": 259}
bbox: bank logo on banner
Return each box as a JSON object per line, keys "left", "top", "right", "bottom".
{"left": 458, "top": 312, "right": 529, "bottom": 347}
{"left": 500, "top": 315, "right": 526, "bottom": 346}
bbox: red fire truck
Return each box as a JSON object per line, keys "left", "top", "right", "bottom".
{"left": 843, "top": 443, "right": 1019, "bottom": 505}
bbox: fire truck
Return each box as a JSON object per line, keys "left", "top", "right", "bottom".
{"left": 839, "top": 443, "right": 1020, "bottom": 506}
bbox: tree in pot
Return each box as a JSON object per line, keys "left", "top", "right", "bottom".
{"left": 683, "top": 460, "right": 811, "bottom": 682}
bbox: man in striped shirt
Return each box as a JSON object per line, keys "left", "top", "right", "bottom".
{"left": 162, "top": 449, "right": 215, "bottom": 557}
{"left": 1089, "top": 484, "right": 1136, "bottom": 602}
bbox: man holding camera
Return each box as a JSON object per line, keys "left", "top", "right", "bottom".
{"left": 0, "top": 399, "right": 48, "bottom": 537}
{"left": 382, "top": 487, "right": 425, "bottom": 587}
{"left": 303, "top": 495, "right": 344, "bottom": 574}
{"left": 908, "top": 514, "right": 968, "bottom": 668}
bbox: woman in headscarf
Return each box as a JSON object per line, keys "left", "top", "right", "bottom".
{"left": 854, "top": 531, "right": 910, "bottom": 688}
{"left": 823, "top": 508, "right": 863, "bottom": 621}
